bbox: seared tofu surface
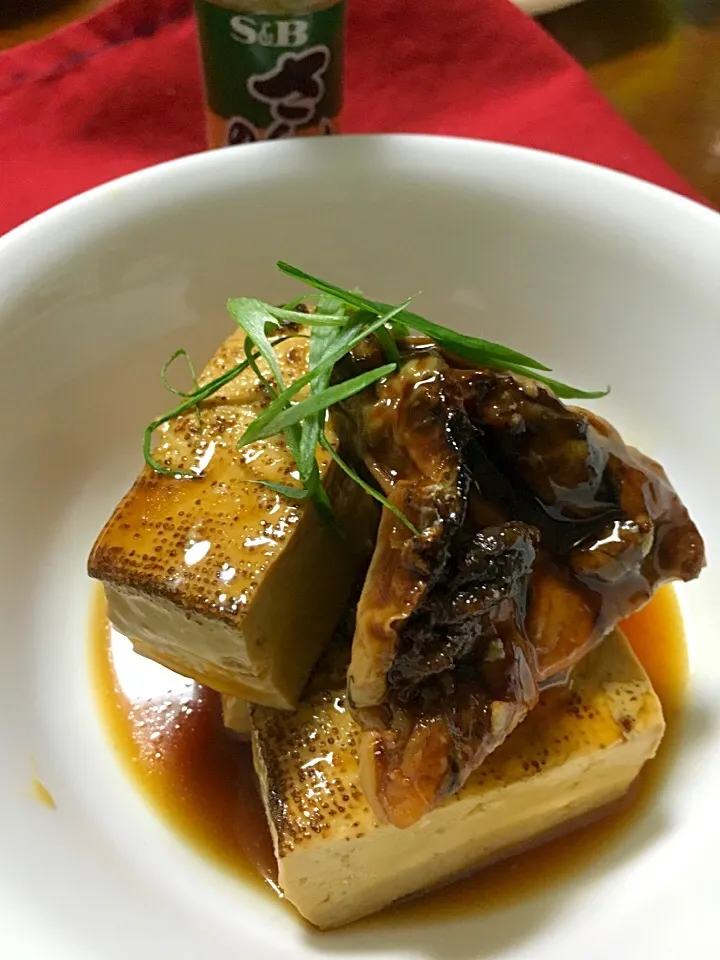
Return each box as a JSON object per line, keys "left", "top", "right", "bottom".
{"left": 251, "top": 629, "right": 665, "bottom": 928}
{"left": 89, "top": 329, "right": 376, "bottom": 708}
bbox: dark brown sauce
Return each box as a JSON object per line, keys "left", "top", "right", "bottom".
{"left": 89, "top": 583, "right": 687, "bottom": 923}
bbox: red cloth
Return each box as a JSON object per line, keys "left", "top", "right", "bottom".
{"left": 0, "top": 0, "right": 704, "bottom": 237}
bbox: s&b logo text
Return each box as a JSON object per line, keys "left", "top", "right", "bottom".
{"left": 231, "top": 15, "right": 309, "bottom": 48}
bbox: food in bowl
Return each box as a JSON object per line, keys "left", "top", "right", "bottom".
{"left": 88, "top": 261, "right": 704, "bottom": 928}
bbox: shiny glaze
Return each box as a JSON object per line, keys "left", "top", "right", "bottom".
{"left": 90, "top": 582, "right": 686, "bottom": 922}
{"left": 87, "top": 327, "right": 376, "bottom": 708}
{"left": 334, "top": 347, "right": 702, "bottom": 828}
{"left": 88, "top": 330, "right": 322, "bottom": 627}
{"left": 250, "top": 620, "right": 665, "bottom": 931}
{"left": 453, "top": 369, "right": 704, "bottom": 680}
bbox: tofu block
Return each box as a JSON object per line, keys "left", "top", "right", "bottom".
{"left": 88, "top": 329, "right": 376, "bottom": 708}
{"left": 221, "top": 695, "right": 251, "bottom": 738}
{"left": 251, "top": 629, "right": 665, "bottom": 928}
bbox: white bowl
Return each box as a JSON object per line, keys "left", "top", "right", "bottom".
{"left": 0, "top": 135, "right": 718, "bottom": 960}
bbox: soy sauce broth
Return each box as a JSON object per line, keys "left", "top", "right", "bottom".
{"left": 90, "top": 583, "right": 687, "bottom": 921}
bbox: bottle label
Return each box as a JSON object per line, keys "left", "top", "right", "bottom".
{"left": 195, "top": 2, "right": 345, "bottom": 146}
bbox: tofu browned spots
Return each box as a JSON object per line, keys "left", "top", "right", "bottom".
{"left": 251, "top": 629, "right": 664, "bottom": 929}
{"left": 88, "top": 329, "right": 377, "bottom": 709}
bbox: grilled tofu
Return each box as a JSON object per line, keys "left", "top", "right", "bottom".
{"left": 89, "top": 329, "right": 377, "bottom": 709}
{"left": 251, "top": 629, "right": 665, "bottom": 928}
{"left": 222, "top": 695, "right": 251, "bottom": 738}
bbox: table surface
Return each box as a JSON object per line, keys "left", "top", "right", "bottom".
{"left": 2, "top": 0, "right": 720, "bottom": 208}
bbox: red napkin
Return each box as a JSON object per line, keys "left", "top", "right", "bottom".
{"left": 0, "top": 0, "right": 704, "bottom": 237}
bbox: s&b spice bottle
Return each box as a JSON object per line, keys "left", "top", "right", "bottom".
{"left": 194, "top": 1, "right": 346, "bottom": 147}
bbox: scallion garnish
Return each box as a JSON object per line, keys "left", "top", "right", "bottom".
{"left": 319, "top": 434, "right": 420, "bottom": 536}
{"left": 161, "top": 347, "right": 202, "bottom": 427}
{"left": 143, "top": 262, "right": 609, "bottom": 531}
{"left": 241, "top": 362, "right": 397, "bottom": 446}
{"left": 237, "top": 300, "right": 410, "bottom": 448}
{"left": 276, "top": 262, "right": 553, "bottom": 372}
{"left": 143, "top": 334, "right": 301, "bottom": 478}
{"left": 226, "top": 297, "right": 334, "bottom": 520}
{"left": 161, "top": 348, "right": 200, "bottom": 400}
